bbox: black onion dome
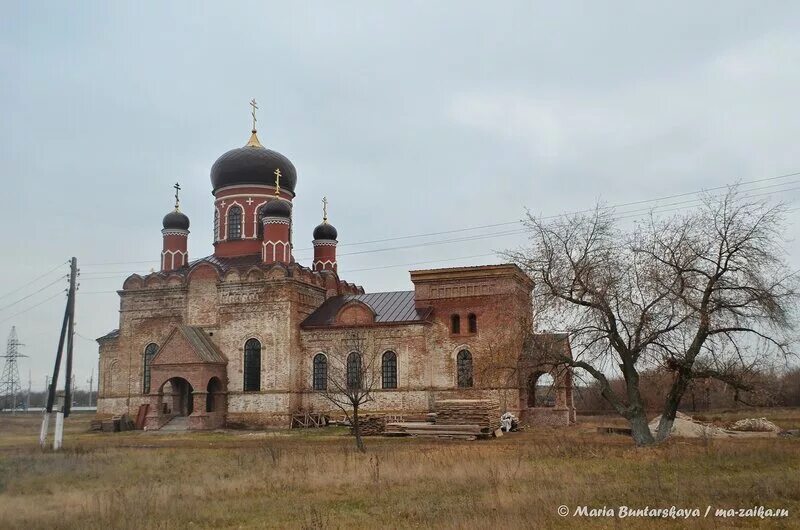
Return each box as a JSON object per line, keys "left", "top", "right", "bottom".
{"left": 262, "top": 198, "right": 292, "bottom": 218}
{"left": 163, "top": 210, "right": 190, "bottom": 230}
{"left": 313, "top": 221, "right": 338, "bottom": 240}
{"left": 210, "top": 135, "right": 298, "bottom": 194}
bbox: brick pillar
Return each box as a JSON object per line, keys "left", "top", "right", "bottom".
{"left": 313, "top": 239, "right": 337, "bottom": 272}
{"left": 161, "top": 229, "right": 189, "bottom": 272}
{"left": 262, "top": 217, "right": 291, "bottom": 264}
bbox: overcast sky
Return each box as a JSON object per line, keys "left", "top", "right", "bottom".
{"left": 2, "top": 1, "right": 800, "bottom": 394}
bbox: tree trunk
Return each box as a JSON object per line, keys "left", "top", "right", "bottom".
{"left": 352, "top": 404, "right": 366, "bottom": 453}
{"left": 655, "top": 367, "right": 693, "bottom": 442}
{"left": 628, "top": 410, "right": 655, "bottom": 446}
{"left": 621, "top": 360, "right": 655, "bottom": 446}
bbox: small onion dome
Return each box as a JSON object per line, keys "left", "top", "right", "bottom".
{"left": 210, "top": 132, "right": 298, "bottom": 195}
{"left": 313, "top": 221, "right": 338, "bottom": 240}
{"left": 262, "top": 198, "right": 292, "bottom": 218}
{"left": 163, "top": 210, "right": 190, "bottom": 230}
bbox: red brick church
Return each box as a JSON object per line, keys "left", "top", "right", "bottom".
{"left": 96, "top": 108, "right": 575, "bottom": 429}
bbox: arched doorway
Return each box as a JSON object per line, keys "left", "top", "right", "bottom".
{"left": 206, "top": 377, "right": 223, "bottom": 413}
{"left": 162, "top": 377, "right": 194, "bottom": 416}
{"left": 527, "top": 371, "right": 556, "bottom": 407}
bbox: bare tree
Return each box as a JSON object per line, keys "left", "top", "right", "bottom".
{"left": 506, "top": 188, "right": 797, "bottom": 445}
{"left": 318, "top": 330, "right": 380, "bottom": 452}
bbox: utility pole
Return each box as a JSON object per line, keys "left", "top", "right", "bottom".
{"left": 26, "top": 369, "right": 31, "bottom": 411}
{"left": 87, "top": 368, "right": 94, "bottom": 408}
{"left": 0, "top": 327, "right": 27, "bottom": 413}
{"left": 41, "top": 258, "right": 77, "bottom": 450}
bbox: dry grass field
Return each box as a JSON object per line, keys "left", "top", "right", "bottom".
{"left": 0, "top": 410, "right": 798, "bottom": 529}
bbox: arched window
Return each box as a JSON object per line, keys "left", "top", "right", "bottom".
{"left": 313, "top": 353, "right": 327, "bottom": 391}
{"left": 451, "top": 314, "right": 461, "bottom": 334}
{"left": 228, "top": 205, "right": 243, "bottom": 240}
{"left": 213, "top": 209, "right": 219, "bottom": 241}
{"left": 243, "top": 338, "right": 261, "bottom": 391}
{"left": 382, "top": 351, "right": 397, "bottom": 389}
{"left": 256, "top": 205, "right": 266, "bottom": 239}
{"left": 142, "top": 343, "right": 158, "bottom": 394}
{"left": 468, "top": 313, "right": 477, "bottom": 333}
{"left": 457, "top": 349, "right": 473, "bottom": 388}
{"left": 347, "top": 352, "right": 362, "bottom": 390}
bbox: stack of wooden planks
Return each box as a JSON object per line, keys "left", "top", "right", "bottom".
{"left": 384, "top": 422, "right": 487, "bottom": 440}
{"left": 353, "top": 415, "right": 387, "bottom": 436}
{"left": 434, "top": 398, "right": 501, "bottom": 432}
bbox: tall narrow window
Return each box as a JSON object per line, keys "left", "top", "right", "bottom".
{"left": 347, "top": 352, "right": 362, "bottom": 390}
{"left": 228, "top": 205, "right": 243, "bottom": 240}
{"left": 313, "top": 353, "right": 327, "bottom": 391}
{"left": 243, "top": 338, "right": 261, "bottom": 391}
{"left": 256, "top": 205, "right": 266, "bottom": 239}
{"left": 213, "top": 209, "right": 219, "bottom": 241}
{"left": 142, "top": 343, "right": 158, "bottom": 394}
{"left": 457, "top": 349, "right": 473, "bottom": 388}
{"left": 451, "top": 314, "right": 461, "bottom": 334}
{"left": 382, "top": 351, "right": 397, "bottom": 389}
{"left": 468, "top": 313, "right": 477, "bottom": 333}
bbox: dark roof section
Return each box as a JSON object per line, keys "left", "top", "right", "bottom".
{"left": 210, "top": 144, "right": 297, "bottom": 194}
{"left": 97, "top": 329, "right": 120, "bottom": 342}
{"left": 302, "top": 291, "right": 431, "bottom": 328}
{"left": 263, "top": 198, "right": 292, "bottom": 218}
{"left": 189, "top": 253, "right": 266, "bottom": 272}
{"left": 313, "top": 221, "right": 337, "bottom": 240}
{"left": 177, "top": 325, "right": 227, "bottom": 363}
{"left": 163, "top": 210, "right": 190, "bottom": 230}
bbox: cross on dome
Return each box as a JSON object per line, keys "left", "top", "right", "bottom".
{"left": 249, "top": 98, "right": 258, "bottom": 132}
{"left": 246, "top": 98, "right": 263, "bottom": 148}
{"left": 174, "top": 182, "right": 181, "bottom": 211}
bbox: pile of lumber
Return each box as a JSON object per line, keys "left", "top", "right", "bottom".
{"left": 434, "top": 399, "right": 501, "bottom": 432}
{"left": 384, "top": 422, "right": 487, "bottom": 440}
{"left": 353, "top": 415, "right": 386, "bottom": 436}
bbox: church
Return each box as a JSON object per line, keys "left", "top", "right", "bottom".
{"left": 96, "top": 104, "right": 575, "bottom": 430}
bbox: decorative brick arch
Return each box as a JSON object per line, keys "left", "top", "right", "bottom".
{"left": 336, "top": 300, "right": 376, "bottom": 326}
{"left": 144, "top": 325, "right": 228, "bottom": 431}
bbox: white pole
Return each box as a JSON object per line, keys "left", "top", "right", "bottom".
{"left": 39, "top": 412, "right": 50, "bottom": 448}
{"left": 54, "top": 412, "right": 64, "bottom": 450}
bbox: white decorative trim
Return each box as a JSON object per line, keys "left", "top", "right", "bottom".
{"left": 161, "top": 229, "right": 189, "bottom": 237}
{"left": 252, "top": 200, "right": 268, "bottom": 238}
{"left": 161, "top": 250, "right": 188, "bottom": 270}
{"left": 215, "top": 185, "right": 294, "bottom": 197}
{"left": 312, "top": 239, "right": 337, "bottom": 246}
{"left": 264, "top": 216, "right": 291, "bottom": 225}
{"left": 214, "top": 207, "right": 221, "bottom": 242}
{"left": 263, "top": 240, "right": 291, "bottom": 262}
{"left": 223, "top": 200, "right": 244, "bottom": 240}
{"left": 313, "top": 259, "right": 337, "bottom": 270}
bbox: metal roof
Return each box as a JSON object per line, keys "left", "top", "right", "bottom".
{"left": 302, "top": 291, "right": 430, "bottom": 327}
{"left": 97, "top": 329, "right": 120, "bottom": 342}
{"left": 176, "top": 325, "right": 227, "bottom": 363}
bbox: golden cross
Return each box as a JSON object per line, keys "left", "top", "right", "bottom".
{"left": 173, "top": 182, "right": 181, "bottom": 210}
{"left": 249, "top": 98, "right": 258, "bottom": 132}
{"left": 322, "top": 196, "right": 328, "bottom": 222}
{"left": 274, "top": 168, "right": 281, "bottom": 196}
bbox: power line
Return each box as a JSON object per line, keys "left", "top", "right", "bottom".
{"left": 78, "top": 169, "right": 800, "bottom": 267}
{"left": 0, "top": 261, "right": 68, "bottom": 302}
{"left": 0, "top": 276, "right": 67, "bottom": 313}
{"left": 295, "top": 170, "right": 800, "bottom": 251}
{"left": 0, "top": 291, "right": 65, "bottom": 325}
{"left": 76, "top": 172, "right": 800, "bottom": 272}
